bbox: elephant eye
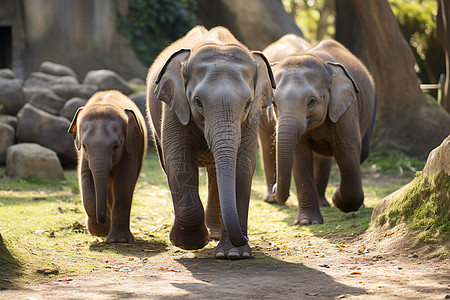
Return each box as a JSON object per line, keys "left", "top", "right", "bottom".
{"left": 194, "top": 96, "right": 203, "bottom": 113}
{"left": 244, "top": 97, "right": 252, "bottom": 112}
{"left": 307, "top": 97, "right": 317, "bottom": 109}
{"left": 112, "top": 144, "right": 119, "bottom": 152}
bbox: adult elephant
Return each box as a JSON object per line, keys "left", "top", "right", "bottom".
{"left": 258, "top": 34, "right": 312, "bottom": 203}
{"left": 267, "top": 39, "right": 375, "bottom": 225}
{"left": 146, "top": 26, "right": 275, "bottom": 259}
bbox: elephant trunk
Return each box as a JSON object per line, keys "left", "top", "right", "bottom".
{"left": 89, "top": 158, "right": 112, "bottom": 224}
{"left": 209, "top": 125, "right": 248, "bottom": 248}
{"left": 275, "top": 116, "right": 306, "bottom": 204}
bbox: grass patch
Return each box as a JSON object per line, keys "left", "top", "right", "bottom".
{"left": 373, "top": 171, "right": 450, "bottom": 245}
{"left": 0, "top": 149, "right": 413, "bottom": 286}
{"left": 362, "top": 152, "right": 425, "bottom": 175}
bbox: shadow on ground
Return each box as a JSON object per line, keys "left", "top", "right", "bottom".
{"left": 0, "top": 234, "right": 21, "bottom": 290}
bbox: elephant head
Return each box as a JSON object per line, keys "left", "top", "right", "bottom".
{"left": 154, "top": 45, "right": 275, "bottom": 247}
{"left": 69, "top": 93, "right": 143, "bottom": 224}
{"left": 273, "top": 55, "right": 359, "bottom": 204}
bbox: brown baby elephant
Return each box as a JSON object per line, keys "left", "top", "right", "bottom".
{"left": 69, "top": 90, "right": 147, "bottom": 243}
{"left": 261, "top": 38, "right": 376, "bottom": 226}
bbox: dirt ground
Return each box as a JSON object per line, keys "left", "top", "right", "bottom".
{"left": 1, "top": 228, "right": 449, "bottom": 300}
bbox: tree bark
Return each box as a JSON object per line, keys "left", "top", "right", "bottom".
{"left": 195, "top": 0, "right": 304, "bottom": 50}
{"left": 335, "top": 0, "right": 369, "bottom": 67}
{"left": 351, "top": 0, "right": 450, "bottom": 158}
{"left": 438, "top": 0, "right": 450, "bottom": 112}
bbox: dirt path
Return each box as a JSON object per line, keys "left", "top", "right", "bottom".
{"left": 2, "top": 232, "right": 449, "bottom": 300}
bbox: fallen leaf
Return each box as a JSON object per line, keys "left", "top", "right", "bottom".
{"left": 336, "top": 294, "right": 352, "bottom": 298}
{"left": 384, "top": 231, "right": 395, "bottom": 237}
{"left": 306, "top": 292, "right": 318, "bottom": 296}
{"left": 280, "top": 246, "right": 288, "bottom": 250}
{"left": 350, "top": 271, "right": 362, "bottom": 275}
{"left": 37, "top": 268, "right": 59, "bottom": 275}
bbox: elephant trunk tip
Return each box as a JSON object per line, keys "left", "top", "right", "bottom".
{"left": 96, "top": 210, "right": 107, "bottom": 224}
{"left": 273, "top": 183, "right": 290, "bottom": 204}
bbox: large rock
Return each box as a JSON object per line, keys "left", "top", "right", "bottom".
{"left": 0, "top": 122, "right": 15, "bottom": 165}
{"left": 16, "top": 104, "right": 76, "bottom": 167}
{"left": 28, "top": 88, "right": 66, "bottom": 115}
{"left": 83, "top": 70, "right": 132, "bottom": 95}
{"left": 40, "top": 61, "right": 77, "bottom": 79}
{"left": 0, "top": 115, "right": 17, "bottom": 129}
{"left": 422, "top": 134, "right": 450, "bottom": 177}
{"left": 5, "top": 143, "right": 64, "bottom": 179}
{"left": 60, "top": 97, "right": 87, "bottom": 121}
{"left": 23, "top": 72, "right": 56, "bottom": 88}
{"left": 51, "top": 84, "right": 98, "bottom": 100}
{"left": 0, "top": 69, "right": 15, "bottom": 79}
{"left": 0, "top": 78, "right": 26, "bottom": 115}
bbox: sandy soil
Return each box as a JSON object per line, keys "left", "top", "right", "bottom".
{"left": 1, "top": 229, "right": 449, "bottom": 300}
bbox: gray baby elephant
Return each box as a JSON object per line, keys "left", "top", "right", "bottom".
{"left": 69, "top": 90, "right": 147, "bottom": 243}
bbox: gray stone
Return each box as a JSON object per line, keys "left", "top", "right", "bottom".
{"left": 40, "top": 61, "right": 77, "bottom": 79}
{"left": 0, "top": 69, "right": 15, "bottom": 79}
{"left": 16, "top": 104, "right": 76, "bottom": 168}
{"left": 0, "top": 122, "right": 15, "bottom": 165}
{"left": 5, "top": 143, "right": 64, "bottom": 179}
{"left": 129, "top": 92, "right": 146, "bottom": 120}
{"left": 23, "top": 72, "right": 57, "bottom": 88}
{"left": 51, "top": 76, "right": 79, "bottom": 85}
{"left": 28, "top": 88, "right": 66, "bottom": 115}
{"left": 83, "top": 69, "right": 132, "bottom": 95}
{"left": 0, "top": 78, "right": 26, "bottom": 115}
{"left": 51, "top": 84, "right": 99, "bottom": 100}
{"left": 60, "top": 97, "right": 87, "bottom": 120}
{"left": 0, "top": 115, "right": 17, "bottom": 129}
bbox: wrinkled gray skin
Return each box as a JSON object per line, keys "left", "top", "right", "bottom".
{"left": 146, "top": 26, "right": 275, "bottom": 259}
{"left": 69, "top": 91, "right": 147, "bottom": 243}
{"left": 261, "top": 38, "right": 375, "bottom": 225}
{"left": 258, "top": 34, "right": 312, "bottom": 204}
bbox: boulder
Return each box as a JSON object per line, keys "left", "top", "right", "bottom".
{"left": 422, "top": 134, "right": 450, "bottom": 177}
{"left": 0, "top": 122, "right": 15, "bottom": 165}
{"left": 83, "top": 69, "right": 132, "bottom": 95}
{"left": 129, "top": 92, "right": 146, "bottom": 120}
{"left": 23, "top": 72, "right": 57, "bottom": 88}
{"left": 0, "top": 69, "right": 15, "bottom": 79}
{"left": 0, "top": 115, "right": 17, "bottom": 129}
{"left": 0, "top": 78, "right": 26, "bottom": 115}
{"left": 5, "top": 143, "right": 64, "bottom": 179}
{"left": 16, "top": 104, "right": 77, "bottom": 168}
{"left": 40, "top": 61, "right": 77, "bottom": 79}
{"left": 60, "top": 97, "right": 87, "bottom": 120}
{"left": 50, "top": 76, "right": 79, "bottom": 85}
{"left": 51, "top": 84, "right": 99, "bottom": 100}
{"left": 28, "top": 88, "right": 66, "bottom": 115}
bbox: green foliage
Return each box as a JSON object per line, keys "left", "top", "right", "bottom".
{"left": 362, "top": 153, "right": 426, "bottom": 175}
{"left": 118, "top": 0, "right": 199, "bottom": 66}
{"left": 388, "top": 0, "right": 437, "bottom": 60}
{"left": 374, "top": 171, "right": 450, "bottom": 244}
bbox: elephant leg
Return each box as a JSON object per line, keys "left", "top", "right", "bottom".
{"left": 332, "top": 137, "right": 364, "bottom": 212}
{"left": 205, "top": 166, "right": 222, "bottom": 240}
{"left": 106, "top": 160, "right": 138, "bottom": 243}
{"left": 215, "top": 126, "right": 256, "bottom": 259}
{"left": 258, "top": 114, "right": 277, "bottom": 203}
{"left": 313, "top": 153, "right": 332, "bottom": 207}
{"left": 292, "top": 142, "right": 323, "bottom": 225}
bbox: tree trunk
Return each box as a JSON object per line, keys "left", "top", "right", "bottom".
{"left": 351, "top": 0, "right": 450, "bottom": 158}
{"left": 195, "top": 0, "right": 304, "bottom": 50}
{"left": 438, "top": 0, "right": 450, "bottom": 112}
{"left": 335, "top": 0, "right": 369, "bottom": 67}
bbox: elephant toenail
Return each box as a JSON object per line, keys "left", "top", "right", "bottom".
{"left": 215, "top": 250, "right": 226, "bottom": 259}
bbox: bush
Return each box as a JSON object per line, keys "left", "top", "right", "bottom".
{"left": 118, "top": 0, "right": 200, "bottom": 66}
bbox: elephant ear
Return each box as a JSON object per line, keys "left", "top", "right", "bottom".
{"left": 124, "top": 109, "right": 142, "bottom": 154}
{"left": 68, "top": 107, "right": 84, "bottom": 150}
{"left": 250, "top": 51, "right": 276, "bottom": 125}
{"left": 326, "top": 61, "right": 360, "bottom": 123}
{"left": 155, "top": 48, "right": 191, "bottom": 125}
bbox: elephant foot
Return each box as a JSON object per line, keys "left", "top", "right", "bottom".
{"left": 106, "top": 228, "right": 134, "bottom": 244}
{"left": 215, "top": 236, "right": 251, "bottom": 260}
{"left": 293, "top": 207, "right": 323, "bottom": 225}
{"left": 332, "top": 188, "right": 363, "bottom": 212}
{"left": 206, "top": 224, "right": 222, "bottom": 241}
{"left": 87, "top": 217, "right": 110, "bottom": 237}
{"left": 170, "top": 222, "right": 209, "bottom": 250}
{"left": 318, "top": 195, "right": 331, "bottom": 207}
{"left": 263, "top": 191, "right": 276, "bottom": 203}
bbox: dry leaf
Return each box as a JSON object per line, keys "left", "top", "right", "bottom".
{"left": 280, "top": 246, "right": 288, "bottom": 250}
{"left": 350, "top": 271, "right": 361, "bottom": 275}
{"left": 384, "top": 231, "right": 395, "bottom": 237}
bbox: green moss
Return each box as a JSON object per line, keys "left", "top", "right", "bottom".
{"left": 373, "top": 171, "right": 450, "bottom": 244}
